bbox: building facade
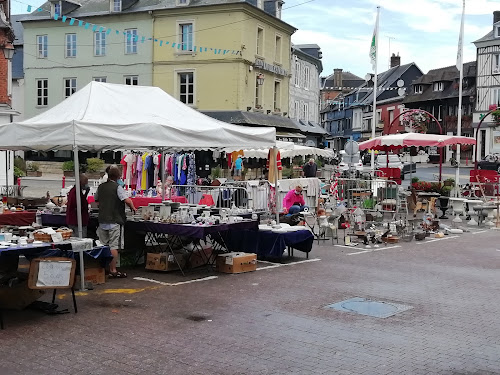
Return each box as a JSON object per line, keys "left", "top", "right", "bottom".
{"left": 0, "top": 0, "right": 15, "bottom": 186}
{"left": 473, "top": 10, "right": 500, "bottom": 159}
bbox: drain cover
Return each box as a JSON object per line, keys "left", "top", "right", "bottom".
{"left": 324, "top": 297, "right": 413, "bottom": 318}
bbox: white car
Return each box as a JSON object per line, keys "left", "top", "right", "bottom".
{"left": 375, "top": 154, "right": 404, "bottom": 170}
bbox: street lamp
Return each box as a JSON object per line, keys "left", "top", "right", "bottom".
{"left": 1, "top": 43, "right": 15, "bottom": 60}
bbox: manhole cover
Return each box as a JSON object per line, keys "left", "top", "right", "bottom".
{"left": 324, "top": 297, "right": 413, "bottom": 318}
{"left": 186, "top": 314, "right": 209, "bottom": 322}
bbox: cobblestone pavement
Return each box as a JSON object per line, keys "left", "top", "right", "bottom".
{"left": 1, "top": 228, "right": 500, "bottom": 374}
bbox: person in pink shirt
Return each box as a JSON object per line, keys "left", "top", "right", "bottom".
{"left": 282, "top": 185, "right": 308, "bottom": 215}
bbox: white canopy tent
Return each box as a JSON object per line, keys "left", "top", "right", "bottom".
{"left": 0, "top": 82, "right": 276, "bottom": 289}
{"left": 225, "top": 141, "right": 335, "bottom": 159}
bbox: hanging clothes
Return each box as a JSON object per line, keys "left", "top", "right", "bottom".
{"left": 154, "top": 154, "right": 160, "bottom": 186}
{"left": 141, "top": 152, "right": 148, "bottom": 191}
{"left": 136, "top": 154, "right": 143, "bottom": 190}
{"left": 146, "top": 154, "right": 155, "bottom": 189}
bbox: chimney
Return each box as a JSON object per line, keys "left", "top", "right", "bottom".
{"left": 390, "top": 53, "right": 401, "bottom": 68}
{"left": 333, "top": 68, "right": 343, "bottom": 89}
{"left": 494, "top": 11, "right": 500, "bottom": 25}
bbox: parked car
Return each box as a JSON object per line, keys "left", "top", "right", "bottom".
{"left": 375, "top": 154, "right": 416, "bottom": 179}
{"left": 477, "top": 154, "right": 500, "bottom": 174}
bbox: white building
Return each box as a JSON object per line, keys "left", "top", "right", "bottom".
{"left": 473, "top": 10, "right": 500, "bottom": 158}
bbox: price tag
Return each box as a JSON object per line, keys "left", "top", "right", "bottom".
{"left": 51, "top": 232, "right": 64, "bottom": 243}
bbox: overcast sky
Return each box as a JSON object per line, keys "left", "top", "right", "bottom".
{"left": 11, "top": 0, "right": 499, "bottom": 79}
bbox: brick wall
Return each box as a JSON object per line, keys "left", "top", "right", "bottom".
{"left": 0, "top": 30, "right": 10, "bottom": 105}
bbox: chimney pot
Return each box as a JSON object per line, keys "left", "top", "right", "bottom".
{"left": 390, "top": 53, "right": 401, "bottom": 68}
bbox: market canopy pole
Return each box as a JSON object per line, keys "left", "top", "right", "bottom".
{"left": 455, "top": 0, "right": 466, "bottom": 193}
{"left": 369, "top": 6, "right": 381, "bottom": 174}
{"left": 73, "top": 141, "right": 86, "bottom": 292}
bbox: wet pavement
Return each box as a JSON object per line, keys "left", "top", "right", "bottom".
{"left": 1, "top": 227, "right": 500, "bottom": 374}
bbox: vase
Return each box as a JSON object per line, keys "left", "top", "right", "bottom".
{"left": 438, "top": 196, "right": 449, "bottom": 219}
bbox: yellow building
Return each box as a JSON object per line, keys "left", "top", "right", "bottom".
{"left": 152, "top": 1, "right": 296, "bottom": 116}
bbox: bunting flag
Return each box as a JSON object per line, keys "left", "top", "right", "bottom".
{"left": 25, "top": 4, "right": 242, "bottom": 56}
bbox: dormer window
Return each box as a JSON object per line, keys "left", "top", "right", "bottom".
{"left": 433, "top": 82, "right": 444, "bottom": 91}
{"left": 51, "top": 1, "right": 61, "bottom": 17}
{"left": 414, "top": 85, "right": 423, "bottom": 94}
{"left": 493, "top": 53, "right": 500, "bottom": 74}
{"left": 112, "top": 0, "right": 121, "bottom": 12}
{"left": 176, "top": 0, "right": 190, "bottom": 5}
{"left": 495, "top": 24, "right": 500, "bottom": 38}
{"left": 256, "top": 0, "right": 263, "bottom": 9}
{"left": 276, "top": 1, "right": 284, "bottom": 18}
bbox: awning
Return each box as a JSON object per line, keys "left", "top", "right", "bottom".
{"left": 276, "top": 131, "right": 306, "bottom": 139}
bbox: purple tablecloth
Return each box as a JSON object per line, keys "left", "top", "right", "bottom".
{"left": 125, "top": 220, "right": 258, "bottom": 239}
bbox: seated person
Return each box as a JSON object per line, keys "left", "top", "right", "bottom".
{"left": 283, "top": 185, "right": 308, "bottom": 215}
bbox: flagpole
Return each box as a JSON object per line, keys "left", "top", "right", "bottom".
{"left": 370, "top": 6, "right": 380, "bottom": 173}
{"left": 455, "top": 0, "right": 465, "bottom": 193}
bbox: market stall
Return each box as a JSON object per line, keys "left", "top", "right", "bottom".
{"left": 0, "top": 82, "right": 276, "bottom": 290}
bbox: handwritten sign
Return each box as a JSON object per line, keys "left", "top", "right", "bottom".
{"left": 36, "top": 261, "right": 72, "bottom": 287}
{"left": 28, "top": 257, "right": 76, "bottom": 290}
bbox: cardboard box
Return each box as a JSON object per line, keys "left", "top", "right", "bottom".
{"left": 145, "top": 252, "right": 186, "bottom": 272}
{"left": 188, "top": 246, "right": 213, "bottom": 269}
{"left": 216, "top": 252, "right": 257, "bottom": 274}
{"left": 76, "top": 267, "right": 105, "bottom": 286}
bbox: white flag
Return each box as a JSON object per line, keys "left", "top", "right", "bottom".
{"left": 369, "top": 8, "right": 380, "bottom": 72}
{"left": 456, "top": 0, "right": 465, "bottom": 70}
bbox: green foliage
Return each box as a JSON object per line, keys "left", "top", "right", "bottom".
{"left": 282, "top": 167, "right": 293, "bottom": 178}
{"left": 62, "top": 160, "right": 74, "bottom": 171}
{"left": 430, "top": 182, "right": 443, "bottom": 193}
{"left": 444, "top": 178, "right": 455, "bottom": 186}
{"left": 411, "top": 177, "right": 419, "bottom": 184}
{"left": 211, "top": 166, "right": 222, "bottom": 179}
{"left": 14, "top": 156, "right": 26, "bottom": 172}
{"left": 86, "top": 158, "right": 105, "bottom": 173}
{"left": 441, "top": 185, "right": 453, "bottom": 196}
{"left": 26, "top": 161, "right": 40, "bottom": 172}
{"left": 316, "top": 159, "right": 323, "bottom": 168}
{"left": 14, "top": 166, "right": 25, "bottom": 179}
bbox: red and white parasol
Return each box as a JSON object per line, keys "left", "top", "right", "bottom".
{"left": 358, "top": 133, "right": 476, "bottom": 151}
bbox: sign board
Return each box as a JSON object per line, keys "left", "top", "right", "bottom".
{"left": 493, "top": 131, "right": 500, "bottom": 151}
{"left": 254, "top": 58, "right": 289, "bottom": 77}
{"left": 28, "top": 257, "right": 76, "bottom": 290}
{"left": 344, "top": 140, "right": 359, "bottom": 155}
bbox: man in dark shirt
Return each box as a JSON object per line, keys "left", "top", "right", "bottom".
{"left": 66, "top": 174, "right": 90, "bottom": 237}
{"left": 303, "top": 159, "right": 318, "bottom": 178}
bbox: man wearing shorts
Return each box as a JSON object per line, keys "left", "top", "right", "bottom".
{"left": 95, "top": 166, "right": 136, "bottom": 278}
{"left": 233, "top": 156, "right": 244, "bottom": 181}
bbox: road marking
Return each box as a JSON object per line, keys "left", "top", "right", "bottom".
{"left": 133, "top": 276, "right": 218, "bottom": 286}
{"left": 334, "top": 244, "right": 361, "bottom": 249}
{"left": 345, "top": 245, "right": 401, "bottom": 256}
{"left": 256, "top": 258, "right": 321, "bottom": 270}
{"left": 471, "top": 230, "right": 488, "bottom": 235}
{"left": 415, "top": 235, "right": 459, "bottom": 244}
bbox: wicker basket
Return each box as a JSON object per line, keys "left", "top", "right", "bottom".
{"left": 34, "top": 228, "right": 73, "bottom": 242}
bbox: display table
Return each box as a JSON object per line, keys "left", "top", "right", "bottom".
{"left": 0, "top": 211, "right": 36, "bottom": 226}
{"left": 221, "top": 229, "right": 314, "bottom": 259}
{"left": 130, "top": 196, "right": 188, "bottom": 208}
{"left": 125, "top": 220, "right": 258, "bottom": 274}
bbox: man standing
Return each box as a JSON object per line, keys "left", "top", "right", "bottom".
{"left": 232, "top": 156, "right": 244, "bottom": 181}
{"left": 95, "top": 166, "right": 136, "bottom": 278}
{"left": 66, "top": 174, "right": 90, "bottom": 237}
{"left": 303, "top": 159, "right": 318, "bottom": 178}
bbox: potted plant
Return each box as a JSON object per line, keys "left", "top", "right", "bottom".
{"left": 438, "top": 185, "right": 453, "bottom": 219}
{"left": 444, "top": 178, "right": 455, "bottom": 187}
{"left": 85, "top": 158, "right": 105, "bottom": 179}
{"left": 26, "top": 161, "right": 42, "bottom": 177}
{"left": 411, "top": 177, "right": 419, "bottom": 184}
{"left": 62, "top": 160, "right": 75, "bottom": 177}
{"left": 211, "top": 166, "right": 222, "bottom": 179}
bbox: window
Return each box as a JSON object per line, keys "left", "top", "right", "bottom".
{"left": 304, "top": 66, "right": 310, "bottom": 90}
{"left": 493, "top": 54, "right": 500, "bottom": 74}
{"left": 256, "top": 27, "right": 264, "bottom": 56}
{"left": 414, "top": 85, "right": 423, "bottom": 94}
{"left": 178, "top": 72, "right": 194, "bottom": 105}
{"left": 125, "top": 29, "right": 138, "bottom": 54}
{"left": 93, "top": 77, "right": 107, "bottom": 82}
{"left": 437, "top": 105, "right": 442, "bottom": 121}
{"left": 255, "top": 74, "right": 262, "bottom": 108}
{"left": 65, "top": 33, "right": 76, "bottom": 58}
{"left": 112, "top": 0, "right": 121, "bottom": 12}
{"left": 53, "top": 1, "right": 61, "bottom": 16}
{"left": 36, "top": 79, "right": 48, "bottom": 106}
{"left": 302, "top": 103, "right": 309, "bottom": 121}
{"left": 64, "top": 78, "right": 77, "bottom": 98}
{"left": 273, "top": 81, "right": 281, "bottom": 111}
{"left": 294, "top": 101, "right": 300, "bottom": 120}
{"left": 493, "top": 88, "right": 500, "bottom": 107}
{"left": 37, "top": 35, "right": 48, "bottom": 58}
{"left": 179, "top": 23, "right": 193, "bottom": 51}
{"left": 294, "top": 61, "right": 300, "bottom": 86}
{"left": 433, "top": 82, "right": 444, "bottom": 91}
{"left": 389, "top": 109, "right": 394, "bottom": 124}
{"left": 257, "top": 0, "right": 263, "bottom": 8}
{"left": 275, "top": 35, "right": 282, "bottom": 63}
{"left": 94, "top": 31, "right": 106, "bottom": 56}
{"left": 495, "top": 25, "right": 500, "bottom": 38}
{"left": 124, "top": 76, "right": 138, "bottom": 86}
{"left": 177, "top": 0, "right": 189, "bottom": 5}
